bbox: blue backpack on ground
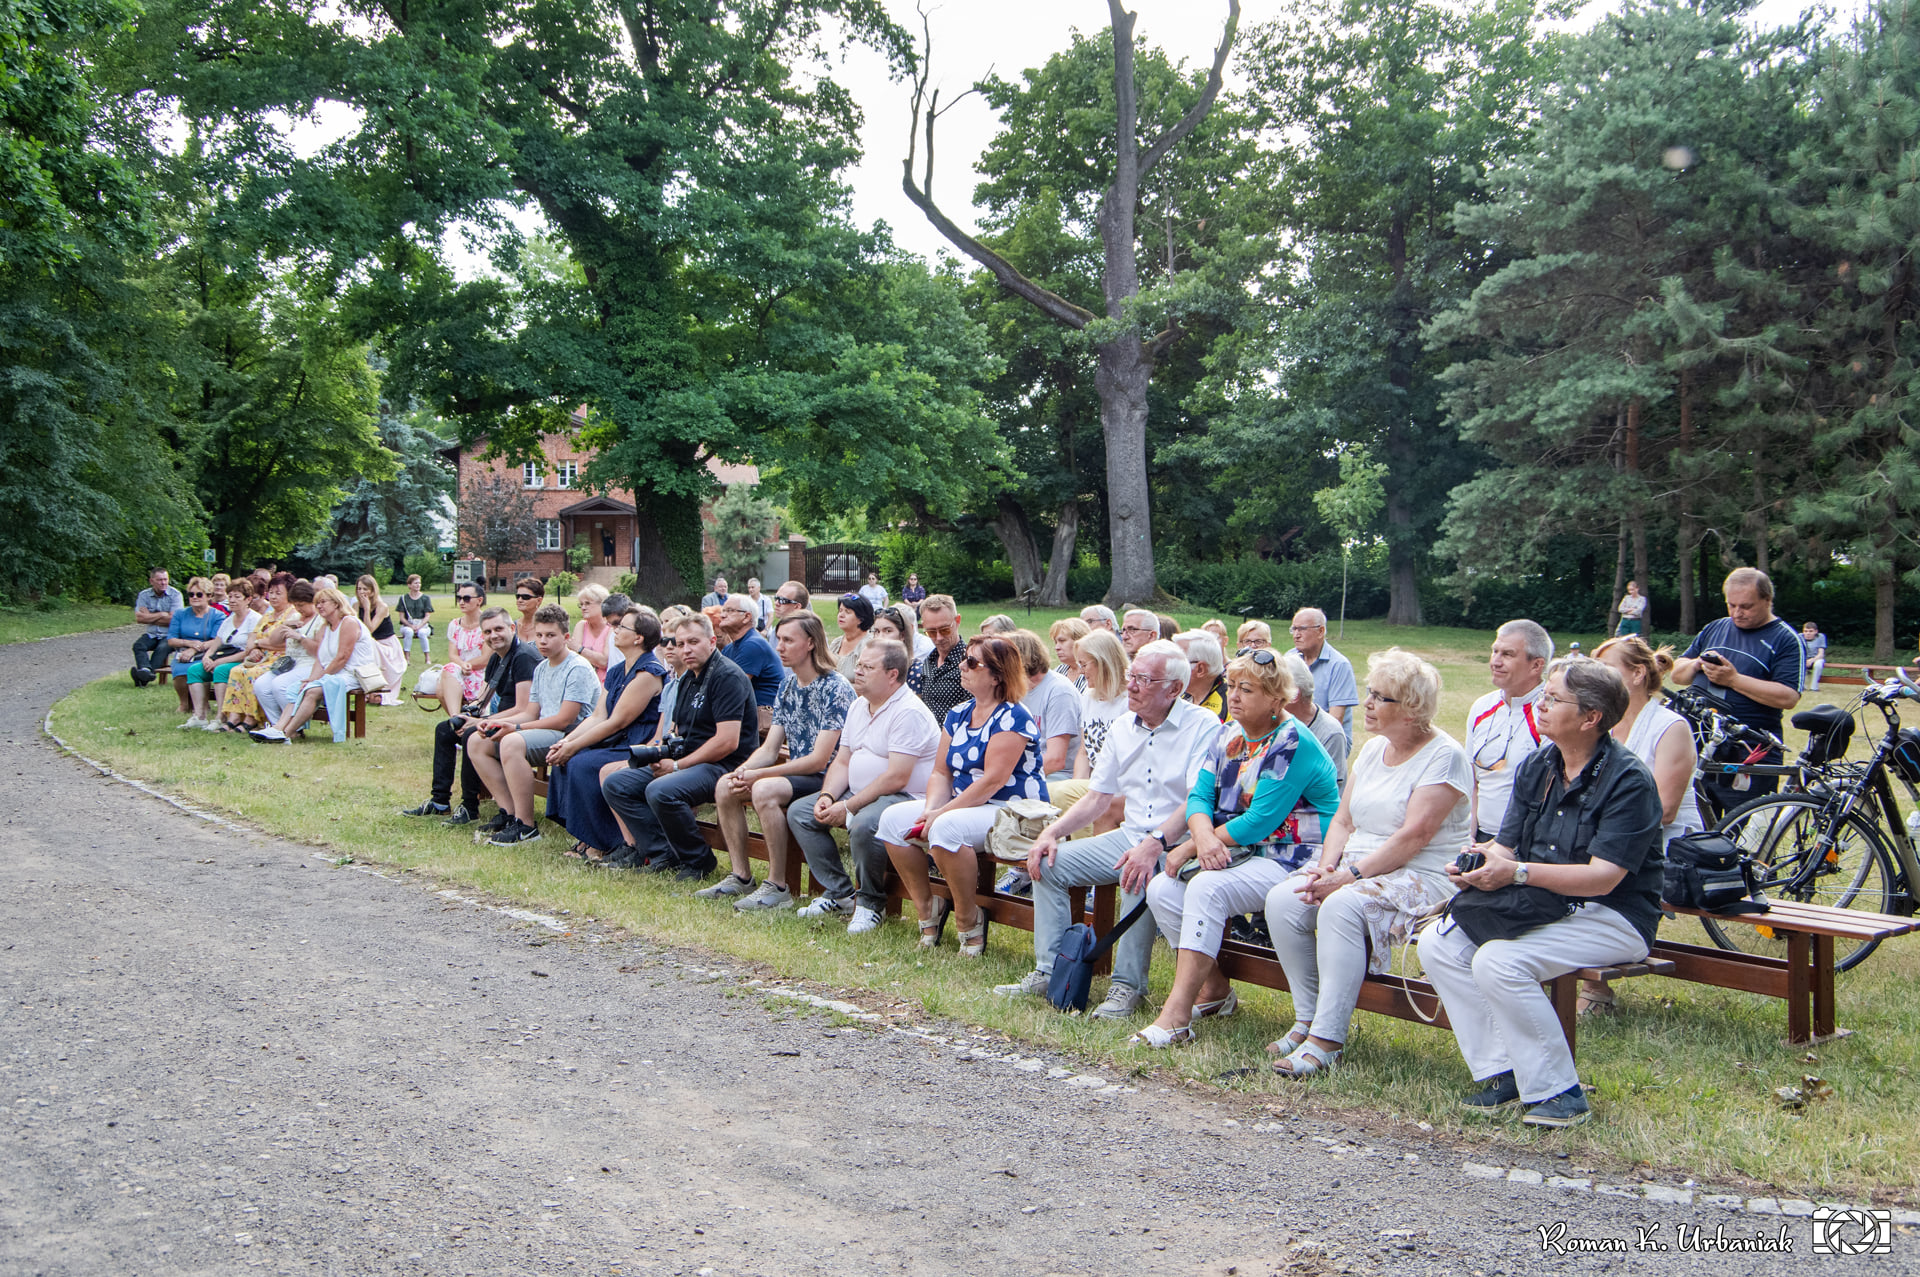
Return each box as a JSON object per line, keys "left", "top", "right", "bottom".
{"left": 1047, "top": 901, "right": 1152, "bottom": 1013}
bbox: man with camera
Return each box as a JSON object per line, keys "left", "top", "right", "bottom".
{"left": 603, "top": 613, "right": 759, "bottom": 878}
{"left": 401, "top": 606, "right": 539, "bottom": 827}
{"left": 1672, "top": 567, "right": 1804, "bottom": 813}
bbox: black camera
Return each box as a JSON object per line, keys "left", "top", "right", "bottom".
{"left": 630, "top": 734, "right": 691, "bottom": 768}
{"left": 1453, "top": 849, "right": 1486, "bottom": 875}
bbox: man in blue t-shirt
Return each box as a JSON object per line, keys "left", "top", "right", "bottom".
{"left": 1674, "top": 567, "right": 1804, "bottom": 810}
{"left": 717, "top": 595, "right": 785, "bottom": 732}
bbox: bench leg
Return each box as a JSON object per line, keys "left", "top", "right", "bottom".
{"left": 351, "top": 691, "right": 366, "bottom": 738}
{"left": 1812, "top": 934, "right": 1836, "bottom": 1040}
{"left": 1547, "top": 974, "right": 1578, "bottom": 1057}
{"left": 1092, "top": 883, "right": 1117, "bottom": 977}
{"left": 1786, "top": 931, "right": 1812, "bottom": 1044}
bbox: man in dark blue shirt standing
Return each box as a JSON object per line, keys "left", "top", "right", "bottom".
{"left": 1674, "top": 567, "right": 1804, "bottom": 811}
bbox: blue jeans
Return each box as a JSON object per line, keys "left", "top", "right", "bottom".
{"left": 1030, "top": 828, "right": 1154, "bottom": 996}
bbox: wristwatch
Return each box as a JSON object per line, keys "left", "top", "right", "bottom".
{"left": 1152, "top": 831, "right": 1171, "bottom": 852}
{"left": 1513, "top": 861, "right": 1530, "bottom": 886}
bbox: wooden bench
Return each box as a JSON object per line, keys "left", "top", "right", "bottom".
{"left": 1815, "top": 661, "right": 1879, "bottom": 687}
{"left": 308, "top": 686, "right": 369, "bottom": 739}
{"left": 1654, "top": 900, "right": 1920, "bottom": 1043}
{"left": 1213, "top": 934, "right": 1676, "bottom": 1058}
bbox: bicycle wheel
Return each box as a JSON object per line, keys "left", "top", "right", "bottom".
{"left": 1702, "top": 796, "right": 1896, "bottom": 972}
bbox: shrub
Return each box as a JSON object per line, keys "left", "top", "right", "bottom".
{"left": 546, "top": 570, "right": 579, "bottom": 599}
{"left": 403, "top": 551, "right": 449, "bottom": 586}
{"left": 1158, "top": 550, "right": 1388, "bottom": 620}
{"left": 615, "top": 572, "right": 638, "bottom": 599}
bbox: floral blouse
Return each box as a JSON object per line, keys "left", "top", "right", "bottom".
{"left": 772, "top": 670, "right": 855, "bottom": 759}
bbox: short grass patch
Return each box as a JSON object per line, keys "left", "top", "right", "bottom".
{"left": 1, "top": 601, "right": 134, "bottom": 646}
{"left": 49, "top": 640, "right": 1920, "bottom": 1202}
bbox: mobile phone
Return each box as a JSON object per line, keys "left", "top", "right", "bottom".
{"left": 1704, "top": 651, "right": 1728, "bottom": 666}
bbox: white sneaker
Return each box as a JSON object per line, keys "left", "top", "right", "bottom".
{"left": 846, "top": 906, "right": 883, "bottom": 935}
{"left": 993, "top": 969, "right": 1050, "bottom": 999}
{"left": 796, "top": 895, "right": 855, "bottom": 919}
{"left": 733, "top": 882, "right": 794, "bottom": 911}
{"left": 694, "top": 873, "right": 755, "bottom": 900}
{"left": 178, "top": 717, "right": 206, "bottom": 730}
{"left": 1090, "top": 985, "right": 1147, "bottom": 1020}
{"left": 200, "top": 718, "right": 224, "bottom": 732}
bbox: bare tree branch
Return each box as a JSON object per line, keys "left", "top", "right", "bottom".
{"left": 901, "top": 5, "right": 1094, "bottom": 330}
{"left": 1138, "top": 0, "right": 1240, "bottom": 183}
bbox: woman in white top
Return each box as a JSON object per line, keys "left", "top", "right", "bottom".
{"left": 251, "top": 582, "right": 326, "bottom": 729}
{"left": 1266, "top": 647, "right": 1472, "bottom": 1077}
{"left": 1583, "top": 635, "right": 1702, "bottom": 1012}
{"left": 256, "top": 586, "right": 377, "bottom": 743}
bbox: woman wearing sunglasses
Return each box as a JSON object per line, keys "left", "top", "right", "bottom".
{"left": 1134, "top": 647, "right": 1340, "bottom": 1046}
{"left": 422, "top": 585, "right": 490, "bottom": 713}
{"left": 166, "top": 577, "right": 228, "bottom": 728}
{"left": 1265, "top": 647, "right": 1472, "bottom": 1077}
{"left": 878, "top": 635, "right": 1047, "bottom": 956}
{"left": 513, "top": 578, "right": 545, "bottom": 641}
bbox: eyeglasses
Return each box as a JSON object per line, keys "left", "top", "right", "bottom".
{"left": 187, "top": 591, "right": 206, "bottom": 598}
{"left": 1364, "top": 688, "right": 1399, "bottom": 704}
{"left": 1120, "top": 624, "right": 1153, "bottom": 637}
{"left": 1289, "top": 624, "right": 1323, "bottom": 633}
{"left": 1536, "top": 691, "right": 1563, "bottom": 710}
{"left": 1126, "top": 673, "right": 1177, "bottom": 688}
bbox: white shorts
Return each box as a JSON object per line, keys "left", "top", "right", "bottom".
{"left": 874, "top": 800, "right": 1003, "bottom": 854}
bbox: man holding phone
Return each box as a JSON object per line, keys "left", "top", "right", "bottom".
{"left": 1673, "top": 567, "right": 1804, "bottom": 811}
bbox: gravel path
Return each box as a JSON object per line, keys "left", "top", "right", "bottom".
{"left": 3, "top": 630, "right": 1891, "bottom": 1275}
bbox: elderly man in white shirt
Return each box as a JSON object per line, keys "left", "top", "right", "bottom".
{"left": 994, "top": 641, "right": 1218, "bottom": 1020}
{"left": 789, "top": 637, "right": 941, "bottom": 934}
{"left": 1466, "top": 618, "right": 1554, "bottom": 840}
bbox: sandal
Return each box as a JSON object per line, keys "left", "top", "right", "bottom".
{"left": 1194, "top": 991, "right": 1239, "bottom": 1020}
{"left": 956, "top": 905, "right": 989, "bottom": 958}
{"left": 1265, "top": 1022, "right": 1312, "bottom": 1056}
{"left": 1129, "top": 1022, "right": 1194, "bottom": 1048}
{"left": 1577, "top": 983, "right": 1617, "bottom": 1016}
{"left": 563, "top": 841, "right": 590, "bottom": 861}
{"left": 1273, "top": 1038, "right": 1342, "bottom": 1079}
{"left": 918, "top": 897, "right": 952, "bottom": 949}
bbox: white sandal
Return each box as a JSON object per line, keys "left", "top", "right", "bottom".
{"left": 1265, "top": 1022, "right": 1311, "bottom": 1056}
{"left": 1273, "top": 1038, "right": 1342, "bottom": 1079}
{"left": 1128, "top": 1022, "right": 1194, "bottom": 1048}
{"left": 1194, "top": 991, "right": 1239, "bottom": 1019}
{"left": 956, "top": 905, "right": 989, "bottom": 958}
{"left": 917, "top": 897, "right": 952, "bottom": 949}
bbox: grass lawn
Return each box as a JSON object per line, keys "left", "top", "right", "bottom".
{"left": 0, "top": 601, "right": 134, "bottom": 646}
{"left": 46, "top": 608, "right": 1920, "bottom": 1203}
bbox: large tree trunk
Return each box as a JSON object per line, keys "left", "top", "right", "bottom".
{"left": 1097, "top": 337, "right": 1158, "bottom": 607}
{"left": 1626, "top": 398, "right": 1649, "bottom": 603}
{"left": 1609, "top": 517, "right": 1628, "bottom": 635}
{"left": 989, "top": 495, "right": 1045, "bottom": 599}
{"left": 1875, "top": 564, "right": 1897, "bottom": 661}
{"left": 1677, "top": 371, "right": 1695, "bottom": 634}
{"left": 1749, "top": 461, "right": 1770, "bottom": 574}
{"left": 1039, "top": 499, "right": 1079, "bottom": 607}
{"left": 1384, "top": 416, "right": 1422, "bottom": 625}
{"left": 630, "top": 497, "right": 696, "bottom": 606}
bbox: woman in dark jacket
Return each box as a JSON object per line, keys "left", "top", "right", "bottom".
{"left": 545, "top": 609, "right": 668, "bottom": 860}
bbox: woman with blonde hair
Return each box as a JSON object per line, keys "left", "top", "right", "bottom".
{"left": 250, "top": 581, "right": 326, "bottom": 730}
{"left": 1048, "top": 617, "right": 1092, "bottom": 687}
{"left": 355, "top": 575, "right": 408, "bottom": 705}
{"left": 572, "top": 581, "right": 615, "bottom": 682}
{"left": 255, "top": 586, "right": 375, "bottom": 743}
{"left": 217, "top": 574, "right": 299, "bottom": 730}
{"left": 1265, "top": 647, "right": 1471, "bottom": 1077}
{"left": 1135, "top": 650, "right": 1342, "bottom": 1046}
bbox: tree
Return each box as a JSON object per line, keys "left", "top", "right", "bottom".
{"left": 1313, "top": 444, "right": 1386, "bottom": 637}
{"left": 1427, "top": 0, "right": 1821, "bottom": 630}
{"left": 299, "top": 403, "right": 455, "bottom": 580}
{"left": 903, "top": 1, "right": 1243, "bottom": 607}
{"left": 1234, "top": 0, "right": 1555, "bottom": 625}
{"left": 707, "top": 482, "right": 779, "bottom": 592}
{"left": 0, "top": 0, "right": 202, "bottom": 596}
{"left": 459, "top": 474, "right": 539, "bottom": 583}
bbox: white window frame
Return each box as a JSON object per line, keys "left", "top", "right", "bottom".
{"left": 556, "top": 460, "right": 577, "bottom": 490}
{"left": 523, "top": 461, "right": 543, "bottom": 488}
{"left": 535, "top": 519, "right": 563, "bottom": 552}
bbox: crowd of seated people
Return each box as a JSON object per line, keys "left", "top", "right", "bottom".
{"left": 135, "top": 557, "right": 1717, "bottom": 1127}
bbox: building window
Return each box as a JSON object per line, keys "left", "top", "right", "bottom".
{"left": 523, "top": 461, "right": 543, "bottom": 488}
{"left": 536, "top": 519, "right": 563, "bottom": 552}
{"left": 557, "top": 460, "right": 577, "bottom": 489}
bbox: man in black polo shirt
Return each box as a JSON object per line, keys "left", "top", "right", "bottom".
{"left": 603, "top": 613, "right": 759, "bottom": 877}
{"left": 400, "top": 606, "right": 539, "bottom": 825}
{"left": 914, "top": 593, "right": 968, "bottom": 723}
{"left": 1673, "top": 567, "right": 1804, "bottom": 812}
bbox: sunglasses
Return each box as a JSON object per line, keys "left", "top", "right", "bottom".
{"left": 839, "top": 593, "right": 861, "bottom": 605}
{"left": 659, "top": 638, "right": 680, "bottom": 648}
{"left": 187, "top": 591, "right": 206, "bottom": 598}
{"left": 1242, "top": 649, "right": 1278, "bottom": 667}
{"left": 515, "top": 593, "right": 536, "bottom": 601}
{"left": 962, "top": 655, "right": 985, "bottom": 671}
{"left": 774, "top": 595, "right": 802, "bottom": 606}
{"left": 457, "top": 594, "right": 478, "bottom": 603}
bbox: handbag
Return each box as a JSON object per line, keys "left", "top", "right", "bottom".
{"left": 351, "top": 663, "right": 389, "bottom": 694}
{"left": 1445, "top": 878, "right": 1576, "bottom": 946}
{"left": 268, "top": 655, "right": 296, "bottom": 676}
{"left": 985, "top": 798, "right": 1063, "bottom": 863}
{"left": 1663, "top": 830, "right": 1770, "bottom": 915}
{"left": 1048, "top": 900, "right": 1153, "bottom": 1012}
{"left": 1177, "top": 845, "right": 1262, "bottom": 881}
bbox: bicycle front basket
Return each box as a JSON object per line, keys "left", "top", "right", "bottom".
{"left": 1893, "top": 726, "right": 1920, "bottom": 785}
{"left": 1791, "top": 703, "right": 1854, "bottom": 765}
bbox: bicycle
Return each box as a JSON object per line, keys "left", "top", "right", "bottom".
{"left": 1701, "top": 671, "right": 1920, "bottom": 971}
{"left": 1662, "top": 683, "right": 1802, "bottom": 826}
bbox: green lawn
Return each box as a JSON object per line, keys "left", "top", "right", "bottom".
{"left": 0, "top": 600, "right": 134, "bottom": 646}
{"left": 45, "top": 613, "right": 1920, "bottom": 1203}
